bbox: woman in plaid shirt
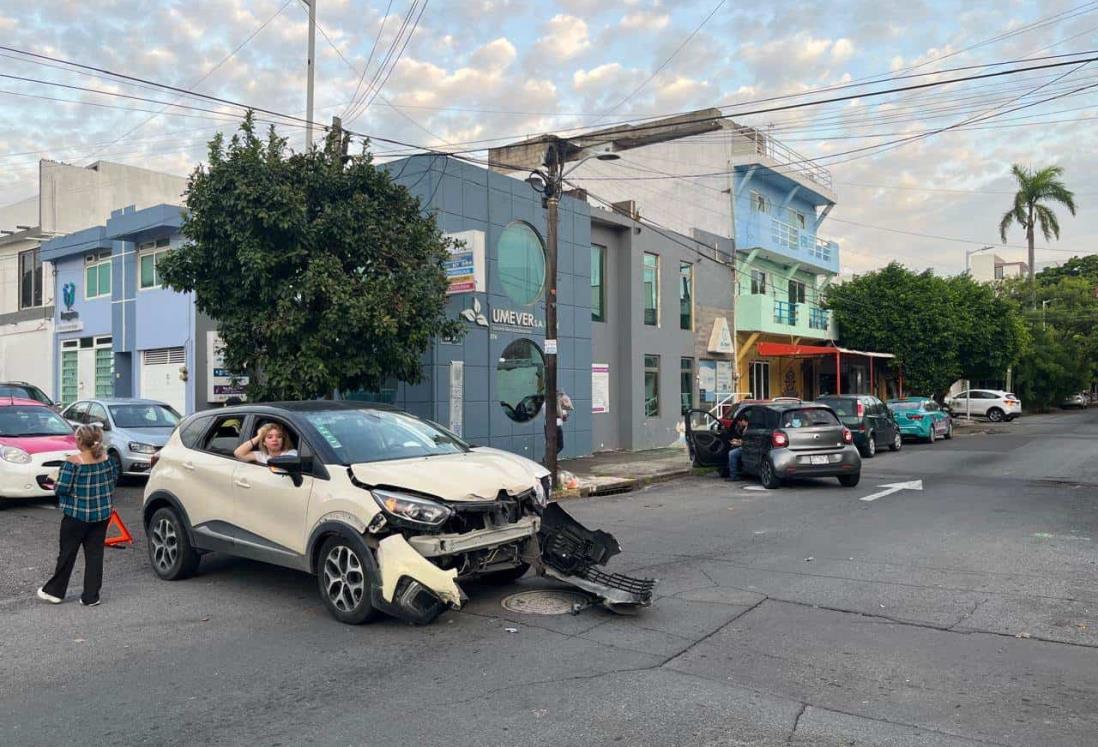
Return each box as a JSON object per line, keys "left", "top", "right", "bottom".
{"left": 37, "top": 424, "right": 119, "bottom": 607}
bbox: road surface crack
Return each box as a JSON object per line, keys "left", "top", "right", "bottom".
{"left": 659, "top": 596, "right": 769, "bottom": 667}
{"left": 786, "top": 703, "right": 806, "bottom": 743}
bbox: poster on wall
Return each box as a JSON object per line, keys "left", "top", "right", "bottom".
{"left": 698, "top": 360, "right": 717, "bottom": 402}
{"left": 206, "top": 331, "right": 249, "bottom": 403}
{"left": 444, "top": 230, "right": 486, "bottom": 295}
{"left": 592, "top": 363, "right": 610, "bottom": 414}
{"left": 449, "top": 361, "right": 464, "bottom": 436}
{"left": 715, "top": 361, "right": 733, "bottom": 399}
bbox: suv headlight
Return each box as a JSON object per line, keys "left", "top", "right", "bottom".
{"left": 1, "top": 446, "right": 31, "bottom": 464}
{"left": 533, "top": 476, "right": 550, "bottom": 508}
{"left": 371, "top": 489, "right": 452, "bottom": 527}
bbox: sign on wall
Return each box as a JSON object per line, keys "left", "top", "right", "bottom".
{"left": 698, "top": 360, "right": 716, "bottom": 402}
{"left": 707, "top": 316, "right": 734, "bottom": 354}
{"left": 715, "top": 361, "right": 734, "bottom": 398}
{"left": 206, "top": 331, "right": 249, "bottom": 403}
{"left": 449, "top": 361, "right": 464, "bottom": 436}
{"left": 444, "top": 230, "right": 486, "bottom": 295}
{"left": 592, "top": 363, "right": 610, "bottom": 414}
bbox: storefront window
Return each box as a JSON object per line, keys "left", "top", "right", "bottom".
{"left": 679, "top": 261, "right": 692, "bottom": 330}
{"left": 497, "top": 222, "right": 545, "bottom": 306}
{"left": 680, "top": 357, "right": 694, "bottom": 414}
{"left": 497, "top": 339, "right": 545, "bottom": 423}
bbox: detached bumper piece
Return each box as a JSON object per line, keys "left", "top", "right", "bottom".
{"left": 537, "top": 503, "right": 656, "bottom": 613}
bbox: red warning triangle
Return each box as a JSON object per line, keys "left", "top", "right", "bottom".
{"left": 104, "top": 509, "right": 134, "bottom": 548}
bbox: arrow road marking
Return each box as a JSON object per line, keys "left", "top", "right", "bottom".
{"left": 860, "top": 480, "right": 924, "bottom": 502}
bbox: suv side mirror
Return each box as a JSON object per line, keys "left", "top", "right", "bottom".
{"left": 268, "top": 454, "right": 305, "bottom": 487}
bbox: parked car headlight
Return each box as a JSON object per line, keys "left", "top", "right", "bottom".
{"left": 128, "top": 442, "right": 158, "bottom": 455}
{"left": 372, "top": 489, "right": 452, "bottom": 527}
{"left": 1, "top": 446, "right": 31, "bottom": 464}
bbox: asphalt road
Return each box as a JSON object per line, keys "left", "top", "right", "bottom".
{"left": 2, "top": 410, "right": 1097, "bottom": 746}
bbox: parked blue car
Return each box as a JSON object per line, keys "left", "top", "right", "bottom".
{"left": 886, "top": 397, "right": 953, "bottom": 443}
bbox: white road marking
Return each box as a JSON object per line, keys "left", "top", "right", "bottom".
{"left": 743, "top": 485, "right": 767, "bottom": 492}
{"left": 860, "top": 480, "right": 924, "bottom": 502}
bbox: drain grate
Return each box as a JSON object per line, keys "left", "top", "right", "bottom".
{"left": 501, "top": 590, "right": 591, "bottom": 616}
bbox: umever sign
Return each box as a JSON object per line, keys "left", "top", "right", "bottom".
{"left": 492, "top": 308, "right": 540, "bottom": 328}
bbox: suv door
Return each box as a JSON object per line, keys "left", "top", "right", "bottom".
{"left": 185, "top": 414, "right": 247, "bottom": 548}
{"left": 875, "top": 400, "right": 898, "bottom": 443}
{"left": 231, "top": 418, "right": 315, "bottom": 558}
{"left": 685, "top": 409, "right": 729, "bottom": 468}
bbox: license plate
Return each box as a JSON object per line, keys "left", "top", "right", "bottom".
{"left": 810, "top": 455, "right": 829, "bottom": 465}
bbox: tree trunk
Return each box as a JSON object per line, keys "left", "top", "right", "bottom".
{"left": 1027, "top": 205, "right": 1035, "bottom": 284}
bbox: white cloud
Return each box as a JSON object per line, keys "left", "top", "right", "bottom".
{"left": 831, "top": 38, "right": 855, "bottom": 62}
{"left": 535, "top": 15, "right": 591, "bottom": 60}
{"left": 620, "top": 10, "right": 670, "bottom": 31}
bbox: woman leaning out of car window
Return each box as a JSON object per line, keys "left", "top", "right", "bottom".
{"left": 234, "top": 422, "right": 298, "bottom": 465}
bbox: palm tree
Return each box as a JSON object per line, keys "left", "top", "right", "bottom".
{"left": 999, "top": 164, "right": 1077, "bottom": 282}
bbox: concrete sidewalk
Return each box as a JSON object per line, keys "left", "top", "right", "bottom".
{"left": 557, "top": 446, "right": 694, "bottom": 499}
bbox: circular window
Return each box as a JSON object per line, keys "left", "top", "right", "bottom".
{"left": 497, "top": 222, "right": 546, "bottom": 306}
{"left": 497, "top": 339, "right": 545, "bottom": 423}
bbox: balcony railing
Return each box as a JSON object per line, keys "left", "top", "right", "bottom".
{"left": 809, "top": 307, "right": 829, "bottom": 330}
{"left": 730, "top": 126, "right": 833, "bottom": 190}
{"left": 774, "top": 301, "right": 797, "bottom": 326}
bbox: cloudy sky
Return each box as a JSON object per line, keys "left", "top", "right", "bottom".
{"left": 1, "top": 0, "right": 1096, "bottom": 274}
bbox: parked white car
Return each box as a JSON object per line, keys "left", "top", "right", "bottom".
{"left": 945, "top": 390, "right": 1022, "bottom": 422}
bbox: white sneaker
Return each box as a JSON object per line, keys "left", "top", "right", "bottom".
{"left": 80, "top": 599, "right": 100, "bottom": 607}
{"left": 36, "top": 587, "right": 62, "bottom": 604}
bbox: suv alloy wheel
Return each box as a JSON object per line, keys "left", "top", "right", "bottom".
{"left": 890, "top": 432, "right": 902, "bottom": 451}
{"left": 987, "top": 407, "right": 1004, "bottom": 423}
{"left": 147, "top": 507, "right": 200, "bottom": 580}
{"left": 318, "top": 535, "right": 380, "bottom": 625}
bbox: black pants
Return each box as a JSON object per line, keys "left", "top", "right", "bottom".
{"left": 556, "top": 425, "right": 564, "bottom": 455}
{"left": 42, "top": 515, "right": 110, "bottom": 604}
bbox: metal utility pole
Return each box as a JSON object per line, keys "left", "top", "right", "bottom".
{"left": 305, "top": 0, "right": 317, "bottom": 148}
{"left": 543, "top": 140, "right": 562, "bottom": 486}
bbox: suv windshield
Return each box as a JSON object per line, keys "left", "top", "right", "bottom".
{"left": 780, "top": 408, "right": 839, "bottom": 428}
{"left": 0, "top": 406, "right": 72, "bottom": 436}
{"left": 304, "top": 409, "right": 469, "bottom": 464}
{"left": 110, "top": 404, "right": 181, "bottom": 429}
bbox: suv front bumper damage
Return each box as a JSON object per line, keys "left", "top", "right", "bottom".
{"left": 373, "top": 504, "right": 656, "bottom": 624}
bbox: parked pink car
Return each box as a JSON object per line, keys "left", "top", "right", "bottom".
{"left": 0, "top": 398, "right": 77, "bottom": 499}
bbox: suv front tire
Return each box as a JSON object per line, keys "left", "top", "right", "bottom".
{"left": 318, "top": 535, "right": 380, "bottom": 625}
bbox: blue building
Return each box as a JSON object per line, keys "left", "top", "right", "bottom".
{"left": 375, "top": 155, "right": 594, "bottom": 460}
{"left": 40, "top": 204, "right": 215, "bottom": 415}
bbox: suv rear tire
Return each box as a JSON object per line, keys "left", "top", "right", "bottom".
{"left": 862, "top": 432, "right": 876, "bottom": 458}
{"left": 760, "top": 459, "right": 781, "bottom": 489}
{"left": 147, "top": 507, "right": 200, "bottom": 580}
{"left": 838, "top": 473, "right": 861, "bottom": 487}
{"left": 317, "top": 535, "right": 380, "bottom": 625}
{"left": 890, "top": 432, "right": 902, "bottom": 451}
{"left": 987, "top": 407, "right": 1005, "bottom": 423}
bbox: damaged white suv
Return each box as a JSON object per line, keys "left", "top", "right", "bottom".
{"left": 143, "top": 402, "right": 654, "bottom": 624}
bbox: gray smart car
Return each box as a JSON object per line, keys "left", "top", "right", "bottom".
{"left": 686, "top": 400, "right": 861, "bottom": 489}
{"left": 61, "top": 398, "right": 181, "bottom": 476}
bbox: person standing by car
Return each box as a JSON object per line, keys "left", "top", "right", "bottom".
{"left": 725, "top": 413, "right": 749, "bottom": 481}
{"left": 234, "top": 422, "right": 298, "bottom": 465}
{"left": 556, "top": 390, "right": 575, "bottom": 455}
{"left": 37, "top": 424, "right": 119, "bottom": 607}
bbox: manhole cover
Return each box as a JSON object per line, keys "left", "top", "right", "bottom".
{"left": 501, "top": 590, "right": 590, "bottom": 616}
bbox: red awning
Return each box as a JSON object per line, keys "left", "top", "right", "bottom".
{"left": 755, "top": 342, "right": 895, "bottom": 359}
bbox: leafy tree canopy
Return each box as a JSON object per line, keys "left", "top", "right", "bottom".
{"left": 1036, "top": 254, "right": 1098, "bottom": 286}
{"left": 825, "top": 263, "right": 1026, "bottom": 397}
{"left": 157, "top": 113, "right": 462, "bottom": 401}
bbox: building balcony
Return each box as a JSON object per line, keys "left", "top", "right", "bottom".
{"left": 734, "top": 213, "right": 840, "bottom": 274}
{"left": 737, "top": 294, "right": 836, "bottom": 340}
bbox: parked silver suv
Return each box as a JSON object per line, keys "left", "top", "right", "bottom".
{"left": 142, "top": 401, "right": 655, "bottom": 625}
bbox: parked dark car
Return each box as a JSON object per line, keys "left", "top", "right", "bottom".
{"left": 686, "top": 401, "right": 862, "bottom": 489}
{"left": 0, "top": 381, "right": 57, "bottom": 411}
{"left": 816, "top": 395, "right": 901, "bottom": 458}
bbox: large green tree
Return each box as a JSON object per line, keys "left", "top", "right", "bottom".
{"left": 825, "top": 263, "right": 1026, "bottom": 397}
{"left": 1035, "top": 254, "right": 1098, "bottom": 286}
{"left": 998, "top": 164, "right": 1077, "bottom": 282}
{"left": 158, "top": 114, "right": 462, "bottom": 401}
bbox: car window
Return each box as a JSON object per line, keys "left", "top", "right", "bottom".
{"left": 64, "top": 402, "right": 89, "bottom": 423}
{"left": 202, "top": 415, "right": 244, "bottom": 457}
{"left": 179, "top": 416, "right": 213, "bottom": 449}
{"left": 109, "top": 404, "right": 180, "bottom": 428}
{"left": 924, "top": 402, "right": 938, "bottom": 412}
{"left": 781, "top": 408, "right": 840, "bottom": 428}
{"left": 743, "top": 408, "right": 767, "bottom": 429}
{"left": 822, "top": 399, "right": 856, "bottom": 417}
{"left": 302, "top": 408, "right": 469, "bottom": 464}
{"left": 86, "top": 403, "right": 109, "bottom": 427}
{"left": 0, "top": 405, "right": 72, "bottom": 436}
{"left": 17, "top": 385, "right": 53, "bottom": 405}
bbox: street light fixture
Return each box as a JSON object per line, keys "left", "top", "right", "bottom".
{"left": 525, "top": 140, "right": 618, "bottom": 487}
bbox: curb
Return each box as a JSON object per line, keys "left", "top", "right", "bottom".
{"left": 552, "top": 466, "right": 695, "bottom": 501}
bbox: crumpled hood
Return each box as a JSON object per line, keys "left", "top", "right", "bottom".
{"left": 350, "top": 450, "right": 540, "bottom": 502}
